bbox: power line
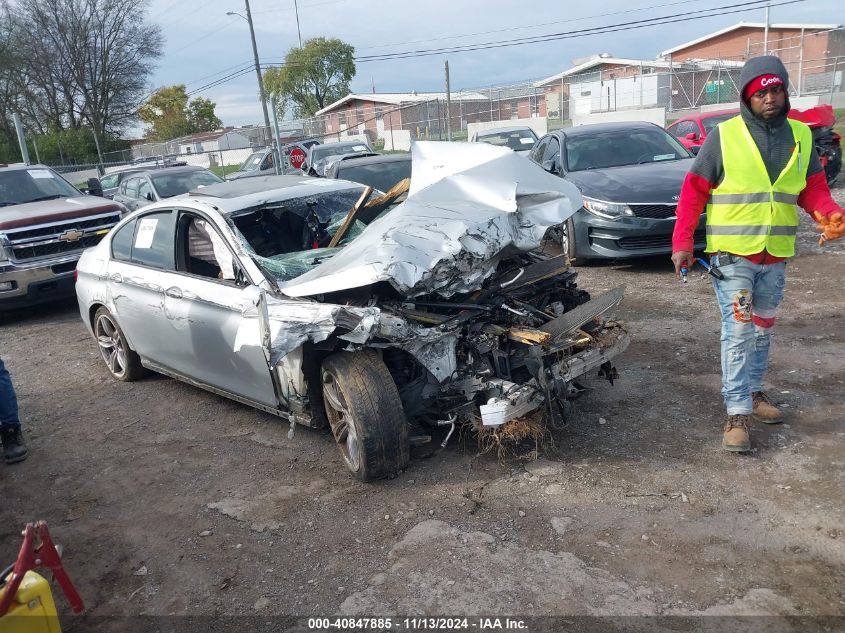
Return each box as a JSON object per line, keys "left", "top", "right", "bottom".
{"left": 354, "top": 0, "right": 801, "bottom": 62}
{"left": 175, "top": 0, "right": 805, "bottom": 98}
{"left": 355, "top": 0, "right": 704, "bottom": 53}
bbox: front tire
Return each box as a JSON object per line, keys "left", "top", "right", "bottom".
{"left": 94, "top": 307, "right": 145, "bottom": 382}
{"left": 561, "top": 218, "right": 577, "bottom": 262}
{"left": 321, "top": 351, "right": 410, "bottom": 481}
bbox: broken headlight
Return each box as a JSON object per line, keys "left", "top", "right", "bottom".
{"left": 582, "top": 197, "right": 633, "bottom": 219}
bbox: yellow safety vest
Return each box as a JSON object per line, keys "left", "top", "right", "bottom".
{"left": 705, "top": 115, "right": 812, "bottom": 257}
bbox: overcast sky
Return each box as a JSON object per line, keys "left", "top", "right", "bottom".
{"left": 142, "top": 0, "right": 841, "bottom": 131}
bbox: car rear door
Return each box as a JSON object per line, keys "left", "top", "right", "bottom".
{"left": 106, "top": 210, "right": 178, "bottom": 364}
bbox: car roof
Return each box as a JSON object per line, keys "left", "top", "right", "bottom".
{"left": 180, "top": 175, "right": 366, "bottom": 214}
{"left": 674, "top": 109, "right": 738, "bottom": 123}
{"left": 335, "top": 153, "right": 411, "bottom": 169}
{"left": 0, "top": 163, "right": 54, "bottom": 172}
{"left": 559, "top": 121, "right": 663, "bottom": 136}
{"left": 134, "top": 165, "right": 208, "bottom": 177}
{"left": 312, "top": 140, "right": 368, "bottom": 151}
{"left": 476, "top": 126, "right": 535, "bottom": 136}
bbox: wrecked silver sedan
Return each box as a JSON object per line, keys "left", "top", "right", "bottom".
{"left": 76, "top": 142, "right": 628, "bottom": 481}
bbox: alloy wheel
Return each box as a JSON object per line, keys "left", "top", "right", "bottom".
{"left": 95, "top": 314, "right": 127, "bottom": 378}
{"left": 322, "top": 373, "right": 361, "bottom": 472}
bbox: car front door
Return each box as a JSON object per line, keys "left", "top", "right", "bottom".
{"left": 155, "top": 209, "right": 278, "bottom": 407}
{"left": 137, "top": 178, "right": 156, "bottom": 205}
{"left": 117, "top": 177, "right": 144, "bottom": 211}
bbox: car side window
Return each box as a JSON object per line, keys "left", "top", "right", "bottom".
{"left": 675, "top": 121, "right": 698, "bottom": 137}
{"left": 100, "top": 173, "right": 119, "bottom": 189}
{"left": 130, "top": 210, "right": 176, "bottom": 270}
{"left": 123, "top": 177, "right": 141, "bottom": 198}
{"left": 530, "top": 137, "right": 550, "bottom": 164}
{"left": 111, "top": 219, "right": 137, "bottom": 262}
{"left": 176, "top": 212, "right": 242, "bottom": 283}
{"left": 138, "top": 179, "right": 153, "bottom": 201}
{"left": 542, "top": 137, "right": 561, "bottom": 166}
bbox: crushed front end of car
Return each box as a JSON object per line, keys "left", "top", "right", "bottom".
{"left": 233, "top": 142, "right": 628, "bottom": 478}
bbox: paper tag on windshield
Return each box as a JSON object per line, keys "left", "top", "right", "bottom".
{"left": 520, "top": 138, "right": 534, "bottom": 144}
{"left": 654, "top": 154, "right": 675, "bottom": 161}
{"left": 352, "top": 145, "right": 367, "bottom": 151}
{"left": 28, "top": 169, "right": 54, "bottom": 179}
{"left": 135, "top": 218, "right": 158, "bottom": 249}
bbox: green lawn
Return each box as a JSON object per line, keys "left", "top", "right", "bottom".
{"left": 209, "top": 164, "right": 243, "bottom": 178}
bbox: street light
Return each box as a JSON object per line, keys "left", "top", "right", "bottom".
{"left": 227, "top": 1, "right": 271, "bottom": 135}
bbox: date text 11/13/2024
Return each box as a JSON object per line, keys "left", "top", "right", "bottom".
{"left": 307, "top": 617, "right": 528, "bottom": 630}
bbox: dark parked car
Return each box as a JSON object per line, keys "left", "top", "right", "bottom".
{"left": 112, "top": 166, "right": 222, "bottom": 212}
{"left": 530, "top": 122, "right": 704, "bottom": 261}
{"left": 99, "top": 167, "right": 151, "bottom": 199}
{"left": 303, "top": 140, "right": 374, "bottom": 177}
{"left": 324, "top": 153, "right": 412, "bottom": 192}
{"left": 470, "top": 126, "right": 538, "bottom": 154}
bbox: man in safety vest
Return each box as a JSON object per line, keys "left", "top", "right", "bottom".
{"left": 671, "top": 55, "right": 844, "bottom": 453}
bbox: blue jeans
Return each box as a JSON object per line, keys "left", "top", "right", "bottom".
{"left": 710, "top": 256, "right": 786, "bottom": 415}
{"left": 0, "top": 357, "right": 21, "bottom": 428}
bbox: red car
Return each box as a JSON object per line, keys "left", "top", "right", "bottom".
{"left": 667, "top": 105, "right": 841, "bottom": 184}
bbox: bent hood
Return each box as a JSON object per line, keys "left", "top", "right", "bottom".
{"left": 565, "top": 159, "right": 693, "bottom": 204}
{"left": 280, "top": 141, "right": 582, "bottom": 299}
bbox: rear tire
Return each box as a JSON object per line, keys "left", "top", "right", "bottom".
{"left": 321, "top": 350, "right": 410, "bottom": 481}
{"left": 93, "top": 307, "right": 146, "bottom": 382}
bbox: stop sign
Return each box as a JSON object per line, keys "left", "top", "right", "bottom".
{"left": 288, "top": 147, "right": 306, "bottom": 170}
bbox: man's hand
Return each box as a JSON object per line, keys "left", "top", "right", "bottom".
{"left": 813, "top": 211, "right": 845, "bottom": 246}
{"left": 671, "top": 250, "right": 695, "bottom": 278}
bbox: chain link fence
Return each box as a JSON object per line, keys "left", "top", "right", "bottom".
{"left": 41, "top": 40, "right": 845, "bottom": 176}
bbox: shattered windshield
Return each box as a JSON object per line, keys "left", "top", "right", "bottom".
{"left": 228, "top": 187, "right": 372, "bottom": 281}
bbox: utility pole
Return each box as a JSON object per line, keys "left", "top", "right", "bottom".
{"left": 13, "top": 114, "right": 30, "bottom": 165}
{"left": 293, "top": 0, "right": 302, "bottom": 47}
{"left": 270, "top": 97, "right": 282, "bottom": 175}
{"left": 444, "top": 61, "right": 452, "bottom": 141}
{"left": 229, "top": 1, "right": 271, "bottom": 136}
{"left": 763, "top": 3, "right": 770, "bottom": 55}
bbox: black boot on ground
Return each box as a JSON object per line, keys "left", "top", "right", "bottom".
{"left": 1, "top": 425, "right": 28, "bottom": 464}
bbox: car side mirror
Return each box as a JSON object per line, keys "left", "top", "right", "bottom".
{"left": 690, "top": 145, "right": 701, "bottom": 156}
{"left": 86, "top": 177, "right": 103, "bottom": 197}
{"left": 145, "top": 191, "right": 154, "bottom": 201}
{"left": 684, "top": 132, "right": 698, "bottom": 140}
{"left": 542, "top": 158, "right": 560, "bottom": 174}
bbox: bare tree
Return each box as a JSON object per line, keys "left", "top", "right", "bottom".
{"left": 4, "top": 0, "right": 162, "bottom": 160}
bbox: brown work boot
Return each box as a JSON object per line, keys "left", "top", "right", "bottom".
{"left": 752, "top": 391, "right": 782, "bottom": 423}
{"left": 722, "top": 415, "right": 751, "bottom": 453}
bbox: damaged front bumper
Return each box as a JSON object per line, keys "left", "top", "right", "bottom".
{"left": 479, "top": 324, "right": 629, "bottom": 427}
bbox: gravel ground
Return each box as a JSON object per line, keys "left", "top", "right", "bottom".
{"left": 0, "top": 181, "right": 843, "bottom": 631}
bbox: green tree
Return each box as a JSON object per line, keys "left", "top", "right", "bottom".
{"left": 188, "top": 97, "right": 222, "bottom": 132}
{"left": 263, "top": 37, "right": 355, "bottom": 118}
{"left": 139, "top": 85, "right": 223, "bottom": 141}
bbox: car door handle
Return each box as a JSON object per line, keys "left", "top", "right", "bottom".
{"left": 109, "top": 273, "right": 122, "bottom": 283}
{"left": 165, "top": 287, "right": 182, "bottom": 299}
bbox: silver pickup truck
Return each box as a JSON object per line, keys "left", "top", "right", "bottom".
{"left": 0, "top": 163, "right": 124, "bottom": 309}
